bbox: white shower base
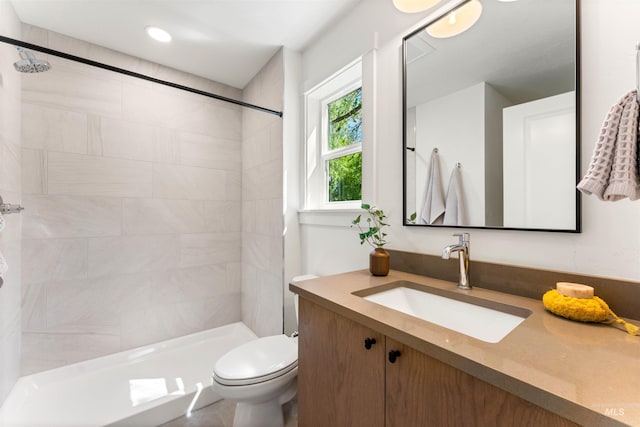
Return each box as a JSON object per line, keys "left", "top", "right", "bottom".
{"left": 0, "top": 322, "right": 257, "bottom": 427}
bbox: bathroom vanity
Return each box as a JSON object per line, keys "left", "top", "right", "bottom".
{"left": 291, "top": 270, "right": 639, "bottom": 427}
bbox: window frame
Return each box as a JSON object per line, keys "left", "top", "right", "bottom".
{"left": 303, "top": 58, "right": 363, "bottom": 211}
{"left": 320, "top": 81, "right": 363, "bottom": 207}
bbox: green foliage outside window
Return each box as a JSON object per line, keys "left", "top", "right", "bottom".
{"left": 328, "top": 152, "right": 362, "bottom": 202}
{"left": 327, "top": 87, "right": 362, "bottom": 202}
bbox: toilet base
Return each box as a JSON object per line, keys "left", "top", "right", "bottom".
{"left": 229, "top": 377, "right": 297, "bottom": 427}
{"left": 233, "top": 400, "right": 284, "bottom": 427}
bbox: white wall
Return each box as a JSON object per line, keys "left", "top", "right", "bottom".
{"left": 301, "top": 0, "right": 446, "bottom": 91}
{"left": 415, "top": 82, "right": 485, "bottom": 226}
{"left": 0, "top": 0, "right": 22, "bottom": 404}
{"left": 414, "top": 82, "right": 511, "bottom": 227}
{"left": 483, "top": 83, "right": 511, "bottom": 227}
{"left": 301, "top": 0, "right": 640, "bottom": 284}
{"left": 283, "top": 49, "right": 303, "bottom": 335}
{"left": 241, "top": 49, "right": 285, "bottom": 337}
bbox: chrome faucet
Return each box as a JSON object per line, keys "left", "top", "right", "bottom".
{"left": 442, "top": 233, "right": 471, "bottom": 290}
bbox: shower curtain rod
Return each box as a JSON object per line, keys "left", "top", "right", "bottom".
{"left": 0, "top": 35, "right": 283, "bottom": 117}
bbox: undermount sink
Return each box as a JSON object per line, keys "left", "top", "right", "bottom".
{"left": 353, "top": 281, "right": 531, "bottom": 343}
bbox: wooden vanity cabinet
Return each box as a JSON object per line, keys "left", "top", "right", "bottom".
{"left": 298, "top": 297, "right": 385, "bottom": 427}
{"left": 298, "top": 298, "right": 579, "bottom": 427}
{"left": 385, "top": 338, "right": 579, "bottom": 427}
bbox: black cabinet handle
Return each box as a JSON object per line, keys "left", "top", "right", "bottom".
{"left": 364, "top": 337, "right": 377, "bottom": 350}
{"left": 388, "top": 350, "right": 401, "bottom": 363}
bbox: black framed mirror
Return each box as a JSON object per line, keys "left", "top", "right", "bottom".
{"left": 402, "top": 0, "right": 580, "bottom": 232}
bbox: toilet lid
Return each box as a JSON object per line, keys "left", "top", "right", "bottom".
{"left": 213, "top": 335, "right": 298, "bottom": 386}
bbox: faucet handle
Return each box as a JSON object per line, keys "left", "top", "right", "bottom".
{"left": 453, "top": 233, "right": 470, "bottom": 243}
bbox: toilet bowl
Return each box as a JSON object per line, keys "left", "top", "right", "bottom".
{"left": 212, "top": 335, "right": 298, "bottom": 427}
{"left": 211, "top": 274, "right": 318, "bottom": 427}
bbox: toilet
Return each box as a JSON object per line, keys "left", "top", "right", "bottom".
{"left": 211, "top": 275, "right": 318, "bottom": 427}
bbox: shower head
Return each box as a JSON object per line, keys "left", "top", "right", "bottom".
{"left": 13, "top": 47, "right": 50, "bottom": 73}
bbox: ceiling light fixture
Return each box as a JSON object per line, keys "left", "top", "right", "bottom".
{"left": 426, "top": 0, "right": 483, "bottom": 38}
{"left": 393, "top": 0, "right": 441, "bottom": 13}
{"left": 145, "top": 26, "right": 172, "bottom": 43}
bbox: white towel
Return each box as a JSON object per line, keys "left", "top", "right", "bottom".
{"left": 0, "top": 251, "right": 7, "bottom": 286}
{"left": 420, "top": 150, "right": 445, "bottom": 225}
{"left": 0, "top": 212, "right": 5, "bottom": 232}
{"left": 443, "top": 166, "right": 465, "bottom": 226}
{"left": 577, "top": 90, "right": 640, "bottom": 200}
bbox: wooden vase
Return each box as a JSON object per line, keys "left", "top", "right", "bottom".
{"left": 369, "top": 248, "right": 390, "bottom": 276}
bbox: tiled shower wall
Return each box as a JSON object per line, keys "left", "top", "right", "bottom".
{"left": 241, "top": 50, "right": 285, "bottom": 337}
{"left": 20, "top": 26, "right": 244, "bottom": 374}
{"left": 0, "top": 0, "right": 23, "bottom": 402}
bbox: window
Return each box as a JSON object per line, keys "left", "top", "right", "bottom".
{"left": 324, "top": 87, "right": 362, "bottom": 203}
{"left": 304, "top": 60, "right": 363, "bottom": 209}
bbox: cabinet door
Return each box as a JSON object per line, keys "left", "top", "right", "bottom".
{"left": 385, "top": 338, "right": 579, "bottom": 427}
{"left": 298, "top": 298, "right": 385, "bottom": 427}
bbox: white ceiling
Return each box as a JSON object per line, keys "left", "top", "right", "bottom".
{"left": 406, "top": 0, "right": 576, "bottom": 107}
{"left": 9, "top": 0, "right": 361, "bottom": 89}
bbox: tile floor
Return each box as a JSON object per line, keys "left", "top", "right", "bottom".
{"left": 161, "top": 399, "right": 298, "bottom": 427}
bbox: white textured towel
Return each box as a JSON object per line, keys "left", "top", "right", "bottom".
{"left": 0, "top": 212, "right": 4, "bottom": 232}
{"left": 443, "top": 166, "right": 465, "bottom": 226}
{"left": 420, "top": 150, "right": 445, "bottom": 225}
{"left": 0, "top": 251, "right": 7, "bottom": 284}
{"left": 577, "top": 90, "right": 640, "bottom": 201}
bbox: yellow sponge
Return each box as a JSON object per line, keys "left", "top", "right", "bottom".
{"left": 542, "top": 289, "right": 639, "bottom": 336}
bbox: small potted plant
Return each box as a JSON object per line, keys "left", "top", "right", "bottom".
{"left": 352, "top": 203, "right": 390, "bottom": 276}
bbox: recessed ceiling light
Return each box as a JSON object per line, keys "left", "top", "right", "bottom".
{"left": 145, "top": 26, "right": 172, "bottom": 43}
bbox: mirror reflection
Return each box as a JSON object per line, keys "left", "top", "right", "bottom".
{"left": 403, "top": 0, "right": 579, "bottom": 231}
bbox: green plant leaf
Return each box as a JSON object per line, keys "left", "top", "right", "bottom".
{"left": 353, "top": 202, "right": 390, "bottom": 248}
